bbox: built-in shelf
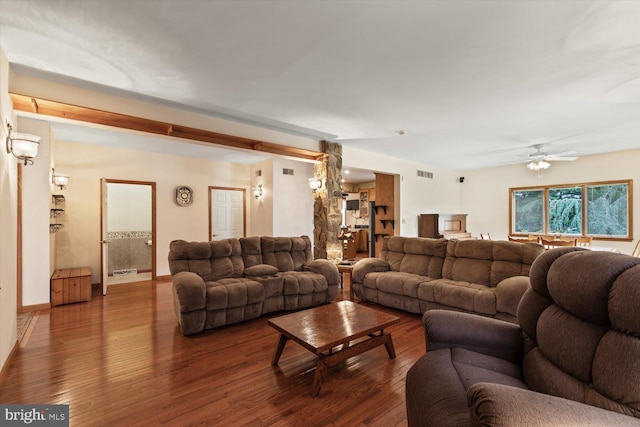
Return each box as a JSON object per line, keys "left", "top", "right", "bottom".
{"left": 52, "top": 195, "right": 66, "bottom": 205}
{"left": 50, "top": 208, "right": 64, "bottom": 218}
{"left": 50, "top": 224, "right": 64, "bottom": 234}
{"left": 379, "top": 219, "right": 395, "bottom": 228}
{"left": 374, "top": 205, "right": 388, "bottom": 215}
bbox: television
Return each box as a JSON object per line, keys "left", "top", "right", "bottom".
{"left": 346, "top": 200, "right": 360, "bottom": 211}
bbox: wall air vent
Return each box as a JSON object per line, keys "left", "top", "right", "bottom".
{"left": 255, "top": 170, "right": 262, "bottom": 177}
{"left": 417, "top": 170, "right": 434, "bottom": 179}
{"left": 283, "top": 168, "right": 294, "bottom": 175}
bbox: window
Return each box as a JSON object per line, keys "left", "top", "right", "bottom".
{"left": 510, "top": 180, "right": 632, "bottom": 240}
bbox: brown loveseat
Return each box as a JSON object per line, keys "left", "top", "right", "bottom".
{"left": 352, "top": 237, "right": 544, "bottom": 323}
{"left": 406, "top": 247, "right": 640, "bottom": 426}
{"left": 168, "top": 235, "right": 340, "bottom": 335}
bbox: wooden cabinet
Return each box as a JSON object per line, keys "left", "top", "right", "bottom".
{"left": 374, "top": 173, "right": 395, "bottom": 256}
{"left": 418, "top": 214, "right": 442, "bottom": 238}
{"left": 418, "top": 214, "right": 471, "bottom": 240}
{"left": 51, "top": 267, "right": 92, "bottom": 307}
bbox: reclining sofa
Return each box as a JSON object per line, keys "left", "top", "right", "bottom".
{"left": 168, "top": 235, "right": 340, "bottom": 335}
{"left": 352, "top": 237, "right": 544, "bottom": 323}
{"left": 406, "top": 247, "right": 640, "bottom": 426}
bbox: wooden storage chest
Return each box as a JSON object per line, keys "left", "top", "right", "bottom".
{"left": 51, "top": 267, "right": 92, "bottom": 306}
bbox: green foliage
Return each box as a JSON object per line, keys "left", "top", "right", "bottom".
{"left": 588, "top": 184, "right": 628, "bottom": 236}
{"left": 514, "top": 190, "right": 543, "bottom": 233}
{"left": 548, "top": 187, "right": 582, "bottom": 234}
{"left": 512, "top": 183, "right": 629, "bottom": 237}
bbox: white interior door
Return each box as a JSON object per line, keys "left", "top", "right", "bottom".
{"left": 100, "top": 178, "right": 110, "bottom": 295}
{"left": 210, "top": 188, "right": 245, "bottom": 240}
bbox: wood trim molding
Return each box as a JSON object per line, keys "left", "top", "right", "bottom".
{"left": 9, "top": 93, "right": 324, "bottom": 162}
{"left": 20, "top": 302, "right": 50, "bottom": 312}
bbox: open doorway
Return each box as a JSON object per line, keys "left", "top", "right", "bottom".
{"left": 341, "top": 167, "right": 376, "bottom": 258}
{"left": 100, "top": 179, "right": 156, "bottom": 294}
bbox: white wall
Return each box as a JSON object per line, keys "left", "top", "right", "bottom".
{"left": 343, "top": 145, "right": 462, "bottom": 236}
{"left": 460, "top": 149, "right": 640, "bottom": 254}
{"left": 0, "top": 47, "right": 17, "bottom": 372}
{"left": 272, "top": 157, "right": 314, "bottom": 238}
{"left": 249, "top": 159, "right": 274, "bottom": 236}
{"left": 18, "top": 117, "right": 52, "bottom": 307}
{"left": 107, "top": 183, "right": 152, "bottom": 232}
{"left": 55, "top": 140, "right": 251, "bottom": 282}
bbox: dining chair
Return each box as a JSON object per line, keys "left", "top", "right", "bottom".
{"left": 540, "top": 237, "right": 577, "bottom": 250}
{"left": 576, "top": 236, "right": 593, "bottom": 247}
{"left": 508, "top": 235, "right": 528, "bottom": 242}
{"left": 480, "top": 233, "right": 492, "bottom": 240}
{"left": 527, "top": 234, "right": 541, "bottom": 244}
{"left": 632, "top": 240, "right": 640, "bottom": 257}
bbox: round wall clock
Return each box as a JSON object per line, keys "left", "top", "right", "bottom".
{"left": 175, "top": 186, "right": 193, "bottom": 207}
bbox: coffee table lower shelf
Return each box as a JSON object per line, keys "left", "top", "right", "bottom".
{"left": 268, "top": 300, "right": 400, "bottom": 397}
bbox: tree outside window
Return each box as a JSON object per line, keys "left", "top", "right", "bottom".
{"left": 510, "top": 180, "right": 632, "bottom": 240}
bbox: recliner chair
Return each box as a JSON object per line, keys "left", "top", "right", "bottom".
{"left": 406, "top": 247, "right": 640, "bottom": 426}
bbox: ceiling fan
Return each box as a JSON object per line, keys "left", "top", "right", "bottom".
{"left": 519, "top": 144, "right": 579, "bottom": 177}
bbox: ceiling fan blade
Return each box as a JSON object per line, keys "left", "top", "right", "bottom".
{"left": 546, "top": 156, "right": 579, "bottom": 161}
{"left": 546, "top": 150, "right": 578, "bottom": 157}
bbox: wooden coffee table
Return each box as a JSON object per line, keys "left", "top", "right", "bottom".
{"left": 268, "top": 300, "right": 400, "bottom": 397}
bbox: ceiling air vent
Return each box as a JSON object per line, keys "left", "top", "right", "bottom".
{"left": 417, "top": 170, "right": 434, "bottom": 179}
{"left": 283, "top": 168, "right": 294, "bottom": 175}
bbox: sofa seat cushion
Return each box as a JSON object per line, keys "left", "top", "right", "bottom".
{"left": 279, "top": 271, "right": 328, "bottom": 295}
{"left": 363, "top": 271, "right": 435, "bottom": 298}
{"left": 205, "top": 278, "right": 265, "bottom": 310}
{"left": 418, "top": 279, "right": 496, "bottom": 316}
{"left": 406, "top": 347, "right": 528, "bottom": 426}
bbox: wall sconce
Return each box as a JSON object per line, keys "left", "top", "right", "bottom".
{"left": 308, "top": 177, "right": 322, "bottom": 192}
{"left": 5, "top": 123, "right": 40, "bottom": 165}
{"left": 253, "top": 184, "right": 263, "bottom": 199}
{"left": 52, "top": 168, "right": 69, "bottom": 190}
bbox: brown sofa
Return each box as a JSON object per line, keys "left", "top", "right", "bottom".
{"left": 406, "top": 247, "right": 640, "bottom": 426}
{"left": 168, "top": 235, "right": 340, "bottom": 335}
{"left": 352, "top": 237, "right": 544, "bottom": 323}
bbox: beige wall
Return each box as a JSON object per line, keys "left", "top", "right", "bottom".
{"left": 460, "top": 149, "right": 640, "bottom": 254}
{"left": 55, "top": 140, "right": 252, "bottom": 282}
{"left": 0, "top": 47, "right": 18, "bottom": 372}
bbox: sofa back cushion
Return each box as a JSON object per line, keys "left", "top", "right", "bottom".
{"left": 442, "top": 240, "right": 543, "bottom": 287}
{"left": 381, "top": 237, "right": 447, "bottom": 278}
{"left": 168, "top": 239, "right": 244, "bottom": 281}
{"left": 260, "top": 236, "right": 312, "bottom": 272}
{"left": 240, "top": 235, "right": 312, "bottom": 272}
{"left": 519, "top": 248, "right": 640, "bottom": 418}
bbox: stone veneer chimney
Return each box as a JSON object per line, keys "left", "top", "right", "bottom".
{"left": 313, "top": 140, "right": 342, "bottom": 260}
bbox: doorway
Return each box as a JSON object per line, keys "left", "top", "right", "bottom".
{"left": 209, "top": 187, "right": 246, "bottom": 240}
{"left": 100, "top": 179, "right": 156, "bottom": 295}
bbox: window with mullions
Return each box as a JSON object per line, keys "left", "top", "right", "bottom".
{"left": 510, "top": 180, "right": 632, "bottom": 240}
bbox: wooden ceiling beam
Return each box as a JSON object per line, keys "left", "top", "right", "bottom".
{"left": 9, "top": 93, "right": 324, "bottom": 162}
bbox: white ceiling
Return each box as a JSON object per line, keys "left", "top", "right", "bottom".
{"left": 1, "top": 0, "right": 639, "bottom": 171}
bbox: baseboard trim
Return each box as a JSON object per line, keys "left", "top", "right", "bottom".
{"left": 155, "top": 275, "right": 171, "bottom": 281}
{"left": 20, "top": 302, "right": 50, "bottom": 312}
{"left": 0, "top": 340, "right": 19, "bottom": 384}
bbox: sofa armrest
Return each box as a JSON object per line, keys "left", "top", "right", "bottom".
{"left": 423, "top": 310, "right": 523, "bottom": 363}
{"left": 172, "top": 271, "right": 206, "bottom": 313}
{"left": 495, "top": 276, "right": 530, "bottom": 317}
{"left": 351, "top": 258, "right": 390, "bottom": 284}
{"left": 304, "top": 259, "right": 340, "bottom": 286}
{"left": 468, "top": 383, "right": 639, "bottom": 426}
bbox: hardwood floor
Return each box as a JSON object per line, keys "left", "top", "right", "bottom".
{"left": 0, "top": 277, "right": 425, "bottom": 426}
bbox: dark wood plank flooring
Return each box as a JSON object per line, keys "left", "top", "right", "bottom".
{"left": 0, "top": 277, "right": 425, "bottom": 426}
